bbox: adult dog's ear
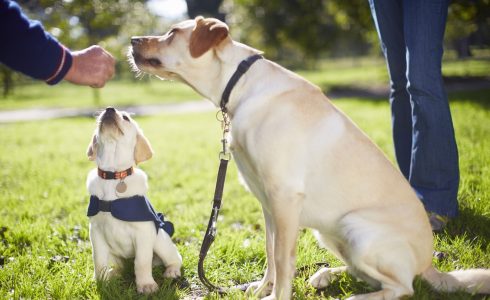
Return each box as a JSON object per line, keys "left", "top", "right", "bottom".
{"left": 87, "top": 134, "right": 97, "bottom": 161}
{"left": 134, "top": 131, "right": 153, "bottom": 164}
{"left": 190, "top": 16, "right": 229, "bottom": 58}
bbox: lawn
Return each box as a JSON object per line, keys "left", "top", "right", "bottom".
{"left": 0, "top": 88, "right": 489, "bottom": 299}
{"left": 0, "top": 79, "right": 201, "bottom": 111}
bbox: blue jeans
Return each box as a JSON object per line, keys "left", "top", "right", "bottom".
{"left": 369, "top": 0, "right": 459, "bottom": 217}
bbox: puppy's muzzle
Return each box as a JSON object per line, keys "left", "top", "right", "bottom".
{"left": 99, "top": 107, "right": 123, "bottom": 135}
{"left": 105, "top": 106, "right": 115, "bottom": 114}
{"left": 101, "top": 106, "right": 116, "bottom": 122}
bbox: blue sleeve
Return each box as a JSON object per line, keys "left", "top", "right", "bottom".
{"left": 0, "top": 0, "right": 73, "bottom": 85}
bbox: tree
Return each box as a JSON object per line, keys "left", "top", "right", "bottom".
{"left": 1, "top": 66, "right": 14, "bottom": 98}
{"left": 229, "top": 0, "right": 375, "bottom": 67}
{"left": 186, "top": 0, "right": 225, "bottom": 20}
{"left": 446, "top": 0, "right": 490, "bottom": 58}
{"left": 227, "top": 0, "right": 489, "bottom": 64}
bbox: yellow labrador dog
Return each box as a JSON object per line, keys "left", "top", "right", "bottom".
{"left": 86, "top": 107, "right": 182, "bottom": 294}
{"left": 128, "top": 17, "right": 490, "bottom": 300}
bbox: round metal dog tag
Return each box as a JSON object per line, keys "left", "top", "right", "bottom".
{"left": 116, "top": 181, "right": 127, "bottom": 193}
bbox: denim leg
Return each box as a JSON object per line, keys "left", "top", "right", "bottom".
{"left": 403, "top": 0, "right": 459, "bottom": 217}
{"left": 368, "top": 0, "right": 412, "bottom": 179}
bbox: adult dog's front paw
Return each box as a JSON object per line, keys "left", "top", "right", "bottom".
{"left": 245, "top": 280, "right": 273, "bottom": 298}
{"left": 136, "top": 280, "right": 158, "bottom": 294}
{"left": 309, "top": 267, "right": 333, "bottom": 289}
{"left": 309, "top": 266, "right": 347, "bottom": 289}
{"left": 163, "top": 265, "right": 181, "bottom": 278}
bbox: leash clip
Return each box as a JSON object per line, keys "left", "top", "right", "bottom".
{"left": 219, "top": 138, "right": 231, "bottom": 161}
{"left": 217, "top": 109, "right": 231, "bottom": 161}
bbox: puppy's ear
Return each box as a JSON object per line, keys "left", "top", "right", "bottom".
{"left": 134, "top": 131, "right": 153, "bottom": 164}
{"left": 87, "top": 134, "right": 97, "bottom": 161}
{"left": 190, "top": 16, "right": 229, "bottom": 58}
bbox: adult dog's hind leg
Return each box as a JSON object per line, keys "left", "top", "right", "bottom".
{"left": 339, "top": 211, "right": 421, "bottom": 300}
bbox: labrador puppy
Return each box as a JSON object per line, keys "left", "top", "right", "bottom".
{"left": 128, "top": 17, "right": 490, "bottom": 300}
{"left": 86, "top": 107, "right": 182, "bottom": 294}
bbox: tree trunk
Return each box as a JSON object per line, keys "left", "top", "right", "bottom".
{"left": 453, "top": 37, "right": 472, "bottom": 59}
{"left": 1, "top": 66, "right": 13, "bottom": 98}
{"left": 93, "top": 88, "right": 100, "bottom": 107}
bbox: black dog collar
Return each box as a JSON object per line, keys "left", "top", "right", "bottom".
{"left": 220, "top": 54, "right": 263, "bottom": 112}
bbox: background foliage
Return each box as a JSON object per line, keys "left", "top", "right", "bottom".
{"left": 2, "top": 0, "right": 488, "bottom": 96}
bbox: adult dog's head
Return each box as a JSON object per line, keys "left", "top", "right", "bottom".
{"left": 87, "top": 107, "right": 153, "bottom": 169}
{"left": 128, "top": 16, "right": 261, "bottom": 104}
{"left": 128, "top": 17, "right": 229, "bottom": 80}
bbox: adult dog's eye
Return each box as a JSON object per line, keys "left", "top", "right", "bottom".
{"left": 123, "top": 115, "right": 130, "bottom": 121}
{"left": 146, "top": 58, "right": 162, "bottom": 67}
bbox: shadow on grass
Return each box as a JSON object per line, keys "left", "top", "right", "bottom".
{"left": 309, "top": 269, "right": 489, "bottom": 299}
{"left": 445, "top": 206, "right": 490, "bottom": 249}
{"left": 322, "top": 76, "right": 490, "bottom": 110}
{"left": 95, "top": 260, "right": 184, "bottom": 300}
{"left": 448, "top": 89, "right": 490, "bottom": 110}
{"left": 412, "top": 276, "right": 490, "bottom": 300}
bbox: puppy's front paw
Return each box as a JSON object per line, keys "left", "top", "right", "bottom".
{"left": 163, "top": 265, "right": 181, "bottom": 278}
{"left": 245, "top": 280, "right": 273, "bottom": 298}
{"left": 94, "top": 266, "right": 117, "bottom": 281}
{"left": 136, "top": 280, "right": 158, "bottom": 294}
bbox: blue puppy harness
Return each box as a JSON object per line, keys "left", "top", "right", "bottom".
{"left": 87, "top": 195, "right": 174, "bottom": 237}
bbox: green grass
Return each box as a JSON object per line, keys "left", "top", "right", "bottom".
{"left": 1, "top": 56, "right": 488, "bottom": 110}
{"left": 298, "top": 56, "right": 490, "bottom": 93}
{"left": 1, "top": 89, "right": 489, "bottom": 299}
{"left": 0, "top": 79, "right": 201, "bottom": 110}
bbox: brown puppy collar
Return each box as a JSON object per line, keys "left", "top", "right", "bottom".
{"left": 97, "top": 166, "right": 134, "bottom": 180}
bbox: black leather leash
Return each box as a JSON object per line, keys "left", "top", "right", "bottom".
{"left": 198, "top": 54, "right": 262, "bottom": 294}
{"left": 197, "top": 156, "right": 230, "bottom": 293}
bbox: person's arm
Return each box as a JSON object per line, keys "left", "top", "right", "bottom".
{"left": 0, "top": 0, "right": 72, "bottom": 85}
{"left": 0, "top": 0, "right": 115, "bottom": 87}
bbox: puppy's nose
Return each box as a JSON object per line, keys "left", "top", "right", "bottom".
{"left": 131, "top": 37, "right": 143, "bottom": 46}
{"left": 105, "top": 107, "right": 115, "bottom": 113}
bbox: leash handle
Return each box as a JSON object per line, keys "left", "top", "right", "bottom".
{"left": 198, "top": 158, "right": 229, "bottom": 293}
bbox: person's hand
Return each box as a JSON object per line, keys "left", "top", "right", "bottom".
{"left": 64, "top": 45, "right": 115, "bottom": 88}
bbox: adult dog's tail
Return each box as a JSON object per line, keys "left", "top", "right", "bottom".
{"left": 422, "top": 266, "right": 490, "bottom": 294}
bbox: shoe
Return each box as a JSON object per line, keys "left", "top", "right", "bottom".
{"left": 428, "top": 212, "right": 449, "bottom": 232}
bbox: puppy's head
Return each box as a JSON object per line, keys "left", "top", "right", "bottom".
{"left": 127, "top": 16, "right": 230, "bottom": 80}
{"left": 87, "top": 107, "right": 153, "bottom": 166}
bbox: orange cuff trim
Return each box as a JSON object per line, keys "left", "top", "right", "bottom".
{"left": 45, "top": 46, "right": 66, "bottom": 83}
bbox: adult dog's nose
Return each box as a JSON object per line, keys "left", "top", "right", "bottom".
{"left": 131, "top": 37, "right": 143, "bottom": 46}
{"left": 105, "top": 107, "right": 115, "bottom": 113}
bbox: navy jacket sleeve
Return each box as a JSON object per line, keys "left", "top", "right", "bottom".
{"left": 0, "top": 0, "right": 73, "bottom": 85}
